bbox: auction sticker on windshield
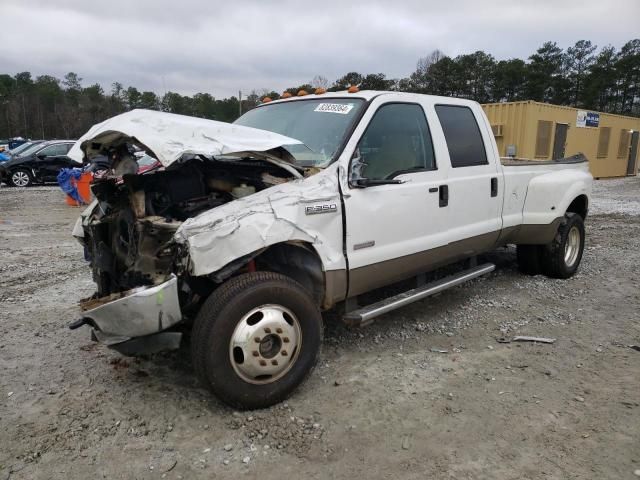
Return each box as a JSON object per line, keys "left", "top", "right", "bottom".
{"left": 314, "top": 103, "right": 355, "bottom": 114}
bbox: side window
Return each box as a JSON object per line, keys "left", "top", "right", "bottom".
{"left": 357, "top": 103, "right": 435, "bottom": 180}
{"left": 36, "top": 145, "right": 57, "bottom": 157}
{"left": 435, "top": 105, "right": 488, "bottom": 167}
{"left": 38, "top": 144, "right": 67, "bottom": 157}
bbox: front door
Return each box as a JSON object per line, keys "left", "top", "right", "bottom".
{"left": 552, "top": 123, "right": 569, "bottom": 160}
{"left": 627, "top": 131, "right": 639, "bottom": 176}
{"left": 342, "top": 100, "right": 450, "bottom": 297}
{"left": 36, "top": 143, "right": 73, "bottom": 181}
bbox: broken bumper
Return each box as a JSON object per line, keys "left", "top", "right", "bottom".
{"left": 78, "top": 275, "right": 182, "bottom": 347}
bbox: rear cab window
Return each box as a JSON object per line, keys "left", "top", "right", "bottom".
{"left": 435, "top": 105, "right": 488, "bottom": 168}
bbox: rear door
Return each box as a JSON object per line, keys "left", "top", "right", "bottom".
{"left": 433, "top": 103, "right": 503, "bottom": 254}
{"left": 341, "top": 95, "right": 451, "bottom": 296}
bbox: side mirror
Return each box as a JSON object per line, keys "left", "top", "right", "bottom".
{"left": 348, "top": 152, "right": 368, "bottom": 188}
{"left": 348, "top": 152, "right": 403, "bottom": 188}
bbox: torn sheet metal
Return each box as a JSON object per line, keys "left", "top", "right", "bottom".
{"left": 175, "top": 163, "right": 345, "bottom": 277}
{"left": 68, "top": 109, "right": 303, "bottom": 167}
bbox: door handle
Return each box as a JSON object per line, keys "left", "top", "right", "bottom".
{"left": 490, "top": 177, "right": 498, "bottom": 197}
{"left": 439, "top": 184, "right": 448, "bottom": 207}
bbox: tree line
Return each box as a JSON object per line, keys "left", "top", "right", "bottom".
{"left": 0, "top": 39, "right": 638, "bottom": 140}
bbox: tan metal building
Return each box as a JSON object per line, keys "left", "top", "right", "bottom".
{"left": 482, "top": 101, "right": 640, "bottom": 178}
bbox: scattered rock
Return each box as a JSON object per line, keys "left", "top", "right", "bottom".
{"left": 430, "top": 348, "right": 448, "bottom": 354}
{"left": 512, "top": 336, "right": 556, "bottom": 344}
{"left": 401, "top": 436, "right": 410, "bottom": 450}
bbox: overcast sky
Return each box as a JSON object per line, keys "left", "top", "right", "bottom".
{"left": 1, "top": 0, "right": 638, "bottom": 98}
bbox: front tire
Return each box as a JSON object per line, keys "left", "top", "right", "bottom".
{"left": 192, "top": 272, "right": 323, "bottom": 410}
{"left": 540, "top": 213, "right": 585, "bottom": 279}
{"left": 9, "top": 169, "right": 32, "bottom": 187}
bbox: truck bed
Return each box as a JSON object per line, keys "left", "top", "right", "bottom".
{"left": 501, "top": 153, "right": 587, "bottom": 166}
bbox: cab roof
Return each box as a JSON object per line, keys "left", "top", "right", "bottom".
{"left": 262, "top": 90, "right": 480, "bottom": 107}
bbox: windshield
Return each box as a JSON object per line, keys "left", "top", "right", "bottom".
{"left": 234, "top": 98, "right": 365, "bottom": 167}
{"left": 15, "top": 142, "right": 45, "bottom": 157}
{"left": 10, "top": 142, "right": 38, "bottom": 155}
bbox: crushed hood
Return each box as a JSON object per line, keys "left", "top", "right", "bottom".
{"left": 68, "top": 109, "right": 304, "bottom": 168}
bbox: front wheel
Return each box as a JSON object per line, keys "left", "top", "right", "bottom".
{"left": 191, "top": 272, "right": 323, "bottom": 410}
{"left": 9, "top": 169, "right": 32, "bottom": 187}
{"left": 540, "top": 213, "right": 585, "bottom": 279}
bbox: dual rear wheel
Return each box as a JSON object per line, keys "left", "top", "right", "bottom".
{"left": 516, "top": 212, "right": 585, "bottom": 279}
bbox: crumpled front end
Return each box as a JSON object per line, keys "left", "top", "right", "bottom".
{"left": 73, "top": 158, "right": 303, "bottom": 353}
{"left": 75, "top": 275, "right": 183, "bottom": 355}
{"left": 69, "top": 110, "right": 322, "bottom": 353}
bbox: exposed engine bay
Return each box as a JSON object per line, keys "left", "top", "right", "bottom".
{"left": 83, "top": 156, "right": 297, "bottom": 297}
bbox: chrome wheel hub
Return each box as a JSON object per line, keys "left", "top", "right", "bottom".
{"left": 12, "top": 171, "right": 29, "bottom": 187}
{"left": 564, "top": 226, "right": 581, "bottom": 267}
{"left": 229, "top": 304, "right": 301, "bottom": 384}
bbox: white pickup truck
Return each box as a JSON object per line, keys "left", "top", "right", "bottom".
{"left": 70, "top": 91, "right": 592, "bottom": 409}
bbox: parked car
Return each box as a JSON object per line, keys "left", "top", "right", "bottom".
{"left": 0, "top": 137, "right": 27, "bottom": 153}
{"left": 8, "top": 137, "right": 27, "bottom": 150}
{"left": 0, "top": 140, "right": 77, "bottom": 187}
{"left": 0, "top": 140, "right": 45, "bottom": 163}
{"left": 136, "top": 154, "right": 161, "bottom": 173}
{"left": 70, "top": 93, "right": 592, "bottom": 409}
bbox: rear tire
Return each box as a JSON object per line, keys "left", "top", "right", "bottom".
{"left": 516, "top": 244, "right": 542, "bottom": 275}
{"left": 540, "top": 213, "right": 585, "bottom": 279}
{"left": 191, "top": 272, "right": 323, "bottom": 410}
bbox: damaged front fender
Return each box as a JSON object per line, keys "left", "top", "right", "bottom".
{"left": 175, "top": 164, "right": 345, "bottom": 278}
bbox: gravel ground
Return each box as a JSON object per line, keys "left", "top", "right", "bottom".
{"left": 0, "top": 180, "right": 639, "bottom": 479}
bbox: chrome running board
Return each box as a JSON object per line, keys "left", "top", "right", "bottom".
{"left": 343, "top": 263, "right": 495, "bottom": 327}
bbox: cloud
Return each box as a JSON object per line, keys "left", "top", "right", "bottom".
{"left": 0, "top": 0, "right": 637, "bottom": 98}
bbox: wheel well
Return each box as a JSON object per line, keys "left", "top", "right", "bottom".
{"left": 567, "top": 195, "right": 588, "bottom": 220}
{"left": 254, "top": 243, "right": 325, "bottom": 306}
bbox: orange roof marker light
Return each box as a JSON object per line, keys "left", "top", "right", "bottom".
{"left": 297, "top": 89, "right": 308, "bottom": 96}
{"left": 347, "top": 85, "right": 359, "bottom": 93}
{"left": 282, "top": 92, "right": 293, "bottom": 98}
{"left": 262, "top": 97, "right": 272, "bottom": 103}
{"left": 315, "top": 87, "right": 327, "bottom": 95}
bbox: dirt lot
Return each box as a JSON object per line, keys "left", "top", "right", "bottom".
{"left": 1, "top": 179, "right": 639, "bottom": 480}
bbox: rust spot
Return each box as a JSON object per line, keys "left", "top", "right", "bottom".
{"left": 252, "top": 351, "right": 259, "bottom": 357}
{"left": 271, "top": 360, "right": 278, "bottom": 366}
{"left": 264, "top": 327, "right": 271, "bottom": 334}
{"left": 259, "top": 360, "right": 267, "bottom": 366}
{"left": 283, "top": 337, "right": 290, "bottom": 343}
{"left": 276, "top": 328, "right": 283, "bottom": 334}
{"left": 281, "top": 350, "right": 288, "bottom": 356}
{"left": 254, "top": 337, "right": 261, "bottom": 343}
